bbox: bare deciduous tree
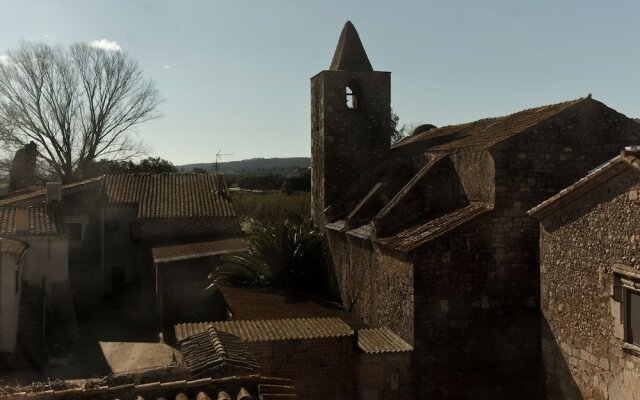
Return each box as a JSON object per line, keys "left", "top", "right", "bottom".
{"left": 0, "top": 41, "right": 161, "bottom": 182}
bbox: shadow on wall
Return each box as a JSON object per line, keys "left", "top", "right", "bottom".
{"left": 541, "top": 318, "right": 582, "bottom": 400}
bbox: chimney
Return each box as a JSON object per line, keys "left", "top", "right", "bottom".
{"left": 9, "top": 142, "right": 38, "bottom": 192}
{"left": 15, "top": 207, "right": 29, "bottom": 235}
{"left": 46, "top": 182, "right": 62, "bottom": 203}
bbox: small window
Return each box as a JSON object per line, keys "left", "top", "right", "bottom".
{"left": 130, "top": 222, "right": 141, "bottom": 242}
{"left": 345, "top": 80, "right": 361, "bottom": 110}
{"left": 626, "top": 288, "right": 640, "bottom": 346}
{"left": 66, "top": 223, "right": 83, "bottom": 241}
{"left": 105, "top": 221, "right": 119, "bottom": 231}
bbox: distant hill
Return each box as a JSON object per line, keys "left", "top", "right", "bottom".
{"left": 179, "top": 157, "right": 310, "bottom": 175}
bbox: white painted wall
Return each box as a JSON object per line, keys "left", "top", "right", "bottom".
{"left": 0, "top": 253, "right": 21, "bottom": 353}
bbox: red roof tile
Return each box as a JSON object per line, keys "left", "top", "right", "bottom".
{"left": 105, "top": 174, "right": 235, "bottom": 219}
{"left": 0, "top": 206, "right": 60, "bottom": 236}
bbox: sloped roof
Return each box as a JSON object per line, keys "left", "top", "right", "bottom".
{"left": 152, "top": 237, "right": 247, "bottom": 263}
{"left": 105, "top": 174, "right": 235, "bottom": 218}
{"left": 175, "top": 317, "right": 354, "bottom": 343}
{"left": 0, "top": 177, "right": 102, "bottom": 206}
{"left": 218, "top": 286, "right": 365, "bottom": 329}
{"left": 330, "top": 21, "right": 373, "bottom": 72}
{"left": 358, "top": 327, "right": 413, "bottom": 354}
{"left": 0, "top": 238, "right": 27, "bottom": 256}
{"left": 0, "top": 206, "right": 60, "bottom": 236}
{"left": 179, "top": 326, "right": 260, "bottom": 378}
{"left": 528, "top": 150, "right": 640, "bottom": 220}
{"left": 394, "top": 97, "right": 587, "bottom": 152}
{"left": 376, "top": 202, "right": 494, "bottom": 252}
{"left": 0, "top": 374, "right": 296, "bottom": 400}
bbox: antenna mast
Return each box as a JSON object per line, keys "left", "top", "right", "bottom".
{"left": 215, "top": 149, "right": 233, "bottom": 173}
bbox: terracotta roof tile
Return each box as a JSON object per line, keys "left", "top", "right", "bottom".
{"left": 218, "top": 286, "right": 365, "bottom": 329}
{"left": 358, "top": 327, "right": 413, "bottom": 353}
{"left": 180, "top": 326, "right": 260, "bottom": 378}
{"left": 393, "top": 97, "right": 587, "bottom": 152}
{"left": 0, "top": 238, "right": 27, "bottom": 256}
{"left": 0, "top": 375, "right": 296, "bottom": 400}
{"left": 376, "top": 202, "right": 494, "bottom": 252}
{"left": 0, "top": 177, "right": 102, "bottom": 206}
{"left": 152, "top": 238, "right": 247, "bottom": 263}
{"left": 105, "top": 174, "right": 235, "bottom": 219}
{"left": 0, "top": 206, "right": 60, "bottom": 236}
{"left": 175, "top": 317, "right": 354, "bottom": 343}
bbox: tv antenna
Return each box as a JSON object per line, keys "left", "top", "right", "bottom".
{"left": 215, "top": 149, "right": 233, "bottom": 173}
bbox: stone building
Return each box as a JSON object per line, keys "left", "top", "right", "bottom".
{"left": 312, "top": 21, "right": 640, "bottom": 399}
{"left": 529, "top": 149, "right": 640, "bottom": 400}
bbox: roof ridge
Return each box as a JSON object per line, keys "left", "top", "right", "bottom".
{"left": 431, "top": 97, "right": 587, "bottom": 131}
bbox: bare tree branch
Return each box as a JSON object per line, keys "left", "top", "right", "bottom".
{"left": 0, "top": 41, "right": 162, "bottom": 182}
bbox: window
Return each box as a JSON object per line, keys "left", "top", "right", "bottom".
{"left": 613, "top": 264, "right": 640, "bottom": 351}
{"left": 626, "top": 288, "right": 640, "bottom": 346}
{"left": 66, "top": 222, "right": 83, "bottom": 241}
{"left": 130, "top": 222, "right": 141, "bottom": 242}
{"left": 345, "top": 80, "right": 361, "bottom": 110}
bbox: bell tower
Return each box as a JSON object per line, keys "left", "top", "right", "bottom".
{"left": 311, "top": 21, "right": 391, "bottom": 226}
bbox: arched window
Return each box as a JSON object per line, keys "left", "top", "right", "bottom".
{"left": 345, "top": 80, "right": 361, "bottom": 110}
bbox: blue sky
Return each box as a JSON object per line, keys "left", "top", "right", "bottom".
{"left": 1, "top": 1, "right": 640, "bottom": 164}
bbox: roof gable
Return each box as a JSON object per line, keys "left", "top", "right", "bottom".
{"left": 528, "top": 150, "right": 640, "bottom": 220}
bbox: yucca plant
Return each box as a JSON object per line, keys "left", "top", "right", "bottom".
{"left": 204, "top": 217, "right": 325, "bottom": 293}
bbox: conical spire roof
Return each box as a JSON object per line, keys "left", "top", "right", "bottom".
{"left": 330, "top": 21, "right": 373, "bottom": 72}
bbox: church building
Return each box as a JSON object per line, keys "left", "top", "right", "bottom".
{"left": 312, "top": 21, "right": 640, "bottom": 399}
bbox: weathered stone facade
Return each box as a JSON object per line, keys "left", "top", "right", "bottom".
{"left": 313, "top": 21, "right": 640, "bottom": 399}
{"left": 9, "top": 142, "right": 38, "bottom": 191}
{"left": 531, "top": 154, "right": 640, "bottom": 400}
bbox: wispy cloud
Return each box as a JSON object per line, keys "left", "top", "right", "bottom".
{"left": 90, "top": 38, "right": 121, "bottom": 52}
{"left": 42, "top": 33, "right": 50, "bottom": 38}
{"left": 162, "top": 65, "right": 171, "bottom": 70}
{"left": 0, "top": 55, "right": 11, "bottom": 65}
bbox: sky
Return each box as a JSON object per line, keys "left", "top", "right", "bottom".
{"left": 1, "top": 0, "right": 640, "bottom": 164}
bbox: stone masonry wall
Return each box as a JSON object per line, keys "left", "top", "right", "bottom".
{"left": 539, "top": 168, "right": 640, "bottom": 400}
{"left": 311, "top": 70, "right": 390, "bottom": 226}
{"left": 247, "top": 336, "right": 356, "bottom": 400}
{"left": 326, "top": 230, "right": 414, "bottom": 344}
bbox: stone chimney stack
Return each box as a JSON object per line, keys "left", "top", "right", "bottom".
{"left": 9, "top": 142, "right": 38, "bottom": 192}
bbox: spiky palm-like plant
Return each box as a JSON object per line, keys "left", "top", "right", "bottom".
{"left": 204, "top": 218, "right": 325, "bottom": 292}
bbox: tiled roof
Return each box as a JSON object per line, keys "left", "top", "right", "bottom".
{"left": 180, "top": 326, "right": 260, "bottom": 378}
{"left": 0, "top": 177, "right": 101, "bottom": 206}
{"left": 393, "top": 97, "right": 587, "bottom": 152}
{"left": 528, "top": 150, "right": 640, "bottom": 220}
{"left": 0, "top": 374, "right": 296, "bottom": 400}
{"left": 152, "top": 237, "right": 247, "bottom": 263}
{"left": 218, "top": 286, "right": 365, "bottom": 330}
{"left": 0, "top": 206, "right": 60, "bottom": 236}
{"left": 358, "top": 327, "right": 413, "bottom": 354}
{"left": 346, "top": 224, "right": 372, "bottom": 240}
{"left": 175, "top": 317, "right": 354, "bottom": 343}
{"left": 376, "top": 202, "right": 494, "bottom": 252}
{"left": 0, "top": 238, "right": 27, "bottom": 256}
{"left": 105, "top": 174, "right": 235, "bottom": 219}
